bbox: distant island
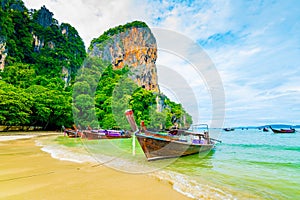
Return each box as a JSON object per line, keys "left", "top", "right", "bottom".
{"left": 227, "top": 124, "right": 299, "bottom": 130}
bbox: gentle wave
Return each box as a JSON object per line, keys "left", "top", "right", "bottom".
{"left": 35, "top": 138, "right": 160, "bottom": 173}
{"left": 243, "top": 159, "right": 300, "bottom": 168}
{"left": 35, "top": 140, "right": 96, "bottom": 163}
{"left": 222, "top": 143, "right": 300, "bottom": 151}
{"left": 152, "top": 170, "right": 235, "bottom": 200}
{"left": 35, "top": 137, "right": 232, "bottom": 199}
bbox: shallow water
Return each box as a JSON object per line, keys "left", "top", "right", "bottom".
{"left": 166, "top": 129, "right": 300, "bottom": 199}
{"left": 38, "top": 129, "right": 300, "bottom": 199}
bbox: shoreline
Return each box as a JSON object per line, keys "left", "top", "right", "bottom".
{"left": 0, "top": 135, "right": 35, "bottom": 141}
{"left": 0, "top": 133, "right": 191, "bottom": 200}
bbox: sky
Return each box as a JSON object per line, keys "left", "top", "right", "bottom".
{"left": 22, "top": 0, "right": 300, "bottom": 127}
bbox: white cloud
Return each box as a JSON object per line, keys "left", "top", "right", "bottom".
{"left": 23, "top": 0, "right": 150, "bottom": 47}
{"left": 239, "top": 47, "right": 261, "bottom": 56}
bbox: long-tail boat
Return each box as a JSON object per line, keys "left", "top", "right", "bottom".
{"left": 270, "top": 126, "right": 296, "bottom": 134}
{"left": 263, "top": 127, "right": 269, "bottom": 132}
{"left": 223, "top": 128, "right": 234, "bottom": 131}
{"left": 62, "top": 125, "right": 83, "bottom": 138}
{"left": 82, "top": 129, "right": 131, "bottom": 140}
{"left": 125, "top": 109, "right": 218, "bottom": 161}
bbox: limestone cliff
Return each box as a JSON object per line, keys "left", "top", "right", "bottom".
{"left": 89, "top": 21, "right": 159, "bottom": 92}
{"left": 30, "top": 6, "right": 85, "bottom": 83}
{"left": 33, "top": 6, "right": 54, "bottom": 52}
{"left": 0, "top": 41, "right": 7, "bottom": 71}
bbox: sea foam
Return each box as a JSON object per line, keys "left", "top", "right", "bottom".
{"left": 152, "top": 170, "right": 235, "bottom": 200}
{"left": 35, "top": 140, "right": 96, "bottom": 163}
{"left": 35, "top": 137, "right": 234, "bottom": 200}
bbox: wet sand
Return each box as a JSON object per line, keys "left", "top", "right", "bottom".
{"left": 0, "top": 134, "right": 191, "bottom": 200}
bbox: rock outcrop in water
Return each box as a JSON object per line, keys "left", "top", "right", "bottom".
{"left": 88, "top": 21, "right": 159, "bottom": 92}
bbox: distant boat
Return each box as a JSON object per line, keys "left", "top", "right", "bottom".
{"left": 82, "top": 129, "right": 131, "bottom": 139}
{"left": 125, "top": 110, "right": 217, "bottom": 161}
{"left": 263, "top": 127, "right": 269, "bottom": 132}
{"left": 63, "top": 125, "right": 130, "bottom": 139}
{"left": 223, "top": 128, "right": 235, "bottom": 132}
{"left": 269, "top": 126, "right": 295, "bottom": 134}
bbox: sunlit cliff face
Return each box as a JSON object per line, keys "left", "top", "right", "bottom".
{"left": 89, "top": 26, "right": 159, "bottom": 93}
{"left": 0, "top": 42, "right": 7, "bottom": 71}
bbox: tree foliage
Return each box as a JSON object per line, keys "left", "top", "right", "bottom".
{"left": 0, "top": 0, "right": 33, "bottom": 64}
{"left": 0, "top": 2, "right": 192, "bottom": 131}
{"left": 74, "top": 57, "right": 193, "bottom": 130}
{"left": 0, "top": 2, "right": 84, "bottom": 130}
{"left": 1, "top": 3, "right": 86, "bottom": 79}
{"left": 0, "top": 81, "right": 32, "bottom": 126}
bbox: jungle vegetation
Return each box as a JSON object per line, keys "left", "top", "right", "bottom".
{"left": 0, "top": 0, "right": 192, "bottom": 131}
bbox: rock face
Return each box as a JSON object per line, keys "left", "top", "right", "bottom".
{"left": 33, "top": 6, "right": 53, "bottom": 52}
{"left": 89, "top": 22, "right": 159, "bottom": 92}
{"left": 36, "top": 6, "right": 53, "bottom": 28}
{"left": 32, "top": 7, "right": 75, "bottom": 84}
{"left": 0, "top": 41, "right": 7, "bottom": 71}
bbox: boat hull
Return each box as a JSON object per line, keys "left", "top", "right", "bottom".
{"left": 263, "top": 128, "right": 269, "bottom": 132}
{"left": 64, "top": 130, "right": 81, "bottom": 138}
{"left": 83, "top": 131, "right": 131, "bottom": 140}
{"left": 136, "top": 133, "right": 214, "bottom": 161}
{"left": 223, "top": 128, "right": 234, "bottom": 132}
{"left": 270, "top": 127, "right": 295, "bottom": 134}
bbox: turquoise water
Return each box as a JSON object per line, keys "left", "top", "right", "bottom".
{"left": 165, "top": 129, "right": 300, "bottom": 199}
{"left": 47, "top": 129, "right": 300, "bottom": 199}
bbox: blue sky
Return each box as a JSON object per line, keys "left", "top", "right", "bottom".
{"left": 23, "top": 0, "right": 300, "bottom": 127}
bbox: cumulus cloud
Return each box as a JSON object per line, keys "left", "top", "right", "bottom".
{"left": 23, "top": 0, "right": 150, "bottom": 47}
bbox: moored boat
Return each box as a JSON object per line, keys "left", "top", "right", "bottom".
{"left": 82, "top": 129, "right": 131, "bottom": 139}
{"left": 263, "top": 127, "right": 269, "bottom": 132}
{"left": 269, "top": 126, "right": 295, "bottom": 134}
{"left": 125, "top": 109, "right": 217, "bottom": 161}
{"left": 135, "top": 129, "right": 214, "bottom": 161}
{"left": 223, "top": 128, "right": 235, "bottom": 132}
{"left": 62, "top": 125, "right": 83, "bottom": 138}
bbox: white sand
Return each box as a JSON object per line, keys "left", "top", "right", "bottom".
{"left": 0, "top": 135, "right": 35, "bottom": 141}
{"left": 0, "top": 136, "right": 191, "bottom": 200}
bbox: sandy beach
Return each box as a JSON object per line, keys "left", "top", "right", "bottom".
{"left": 0, "top": 133, "right": 191, "bottom": 200}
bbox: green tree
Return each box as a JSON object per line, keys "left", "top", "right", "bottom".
{"left": 0, "top": 2, "right": 88, "bottom": 130}
{"left": 0, "top": 63, "right": 35, "bottom": 88}
{"left": 25, "top": 85, "right": 51, "bottom": 127}
{"left": 26, "top": 84, "right": 73, "bottom": 130}
{"left": 129, "top": 87, "right": 156, "bottom": 126}
{"left": 46, "top": 89, "right": 73, "bottom": 130}
{"left": 0, "top": 0, "right": 33, "bottom": 64}
{"left": 0, "top": 81, "right": 32, "bottom": 127}
{"left": 112, "top": 77, "right": 138, "bottom": 130}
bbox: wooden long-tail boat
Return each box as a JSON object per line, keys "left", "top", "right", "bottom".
{"left": 270, "top": 126, "right": 296, "bottom": 134}
{"left": 82, "top": 129, "right": 131, "bottom": 140}
{"left": 223, "top": 128, "right": 234, "bottom": 132}
{"left": 62, "top": 125, "right": 83, "bottom": 138}
{"left": 263, "top": 127, "right": 269, "bottom": 132}
{"left": 125, "top": 109, "right": 217, "bottom": 161}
